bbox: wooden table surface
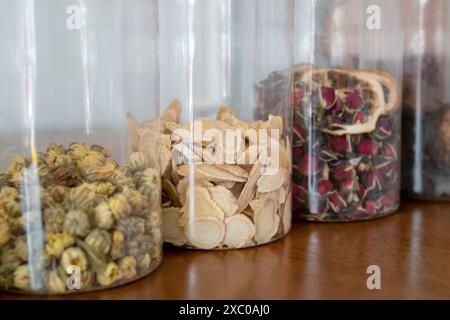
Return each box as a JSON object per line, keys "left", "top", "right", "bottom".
{"left": 1, "top": 201, "right": 449, "bottom": 300}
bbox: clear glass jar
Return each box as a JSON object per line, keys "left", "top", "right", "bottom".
{"left": 291, "top": 0, "right": 403, "bottom": 222}
{"left": 402, "top": 0, "right": 450, "bottom": 200}
{"left": 0, "top": 0, "right": 162, "bottom": 294}
{"left": 156, "top": 0, "right": 294, "bottom": 249}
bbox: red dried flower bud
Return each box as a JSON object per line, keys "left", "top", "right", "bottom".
{"left": 330, "top": 136, "right": 351, "bottom": 153}
{"left": 328, "top": 191, "right": 347, "bottom": 213}
{"left": 346, "top": 91, "right": 364, "bottom": 110}
{"left": 320, "top": 86, "right": 337, "bottom": 110}
{"left": 317, "top": 180, "right": 333, "bottom": 197}
{"left": 356, "top": 139, "right": 379, "bottom": 156}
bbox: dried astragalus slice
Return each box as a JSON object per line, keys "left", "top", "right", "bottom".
{"left": 256, "top": 168, "right": 287, "bottom": 193}
{"left": 223, "top": 214, "right": 256, "bottom": 248}
{"left": 250, "top": 197, "right": 280, "bottom": 245}
{"left": 162, "top": 207, "right": 187, "bottom": 247}
{"left": 237, "top": 161, "right": 262, "bottom": 213}
{"left": 177, "top": 164, "right": 248, "bottom": 183}
{"left": 184, "top": 217, "right": 225, "bottom": 250}
{"left": 208, "top": 186, "right": 238, "bottom": 217}
{"left": 180, "top": 187, "right": 226, "bottom": 226}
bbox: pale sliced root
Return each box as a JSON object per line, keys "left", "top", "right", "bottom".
{"left": 176, "top": 176, "right": 214, "bottom": 205}
{"left": 216, "top": 106, "right": 249, "bottom": 131}
{"left": 218, "top": 181, "right": 235, "bottom": 189}
{"left": 162, "top": 207, "right": 187, "bottom": 247}
{"left": 176, "top": 164, "right": 248, "bottom": 183}
{"left": 180, "top": 186, "right": 225, "bottom": 227}
{"left": 223, "top": 214, "right": 256, "bottom": 248}
{"left": 237, "top": 161, "right": 262, "bottom": 213}
{"left": 162, "top": 178, "right": 181, "bottom": 207}
{"left": 250, "top": 197, "right": 280, "bottom": 245}
{"left": 184, "top": 217, "right": 225, "bottom": 250}
{"left": 208, "top": 186, "right": 238, "bottom": 217}
{"left": 256, "top": 168, "right": 287, "bottom": 193}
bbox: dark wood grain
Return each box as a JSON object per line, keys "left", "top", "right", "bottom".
{"left": 1, "top": 201, "right": 450, "bottom": 300}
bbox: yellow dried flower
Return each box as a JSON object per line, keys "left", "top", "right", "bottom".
{"left": 96, "top": 262, "right": 122, "bottom": 287}
{"left": 136, "top": 253, "right": 151, "bottom": 271}
{"left": 129, "top": 152, "right": 149, "bottom": 172}
{"left": 43, "top": 205, "right": 66, "bottom": 234}
{"left": 13, "top": 265, "right": 31, "bottom": 291}
{"left": 82, "top": 161, "right": 116, "bottom": 182}
{"left": 46, "top": 232, "right": 74, "bottom": 257}
{"left": 45, "top": 267, "right": 67, "bottom": 294}
{"left": 0, "top": 248, "right": 21, "bottom": 273}
{"left": 63, "top": 210, "right": 91, "bottom": 237}
{"left": 68, "top": 142, "right": 90, "bottom": 160}
{"left": 108, "top": 194, "right": 131, "bottom": 220}
{"left": 122, "top": 187, "right": 146, "bottom": 213}
{"left": 94, "top": 182, "right": 116, "bottom": 196}
{"left": 110, "top": 231, "right": 126, "bottom": 260}
{"left": 91, "top": 145, "right": 112, "bottom": 158}
{"left": 136, "top": 168, "right": 160, "bottom": 197}
{"left": 0, "top": 216, "right": 11, "bottom": 248}
{"left": 110, "top": 167, "right": 135, "bottom": 190}
{"left": 54, "top": 154, "right": 73, "bottom": 167}
{"left": 94, "top": 202, "right": 114, "bottom": 230}
{"left": 61, "top": 247, "right": 88, "bottom": 273}
{"left": 0, "top": 186, "right": 19, "bottom": 201}
{"left": 118, "top": 256, "right": 137, "bottom": 280}
{"left": 66, "top": 183, "right": 96, "bottom": 210}
{"left": 5, "top": 156, "right": 28, "bottom": 175}
{"left": 85, "top": 229, "right": 111, "bottom": 255}
{"left": 14, "top": 236, "right": 28, "bottom": 261}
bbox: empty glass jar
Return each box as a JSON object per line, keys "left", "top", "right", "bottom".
{"left": 157, "top": 0, "right": 294, "bottom": 249}
{"left": 292, "top": 0, "right": 404, "bottom": 222}
{"left": 402, "top": 0, "right": 450, "bottom": 200}
{"left": 0, "top": 0, "right": 162, "bottom": 294}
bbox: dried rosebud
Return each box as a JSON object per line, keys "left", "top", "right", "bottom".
{"left": 333, "top": 162, "right": 355, "bottom": 181}
{"left": 382, "top": 143, "right": 398, "bottom": 161}
{"left": 354, "top": 112, "right": 366, "bottom": 124}
{"left": 327, "top": 191, "right": 347, "bottom": 213}
{"left": 356, "top": 139, "right": 379, "bottom": 156}
{"left": 317, "top": 180, "right": 333, "bottom": 197}
{"left": 330, "top": 136, "right": 351, "bottom": 153}
{"left": 364, "top": 200, "right": 379, "bottom": 215}
{"left": 299, "top": 155, "right": 322, "bottom": 176}
{"left": 320, "top": 86, "right": 337, "bottom": 109}
{"left": 346, "top": 91, "right": 364, "bottom": 110}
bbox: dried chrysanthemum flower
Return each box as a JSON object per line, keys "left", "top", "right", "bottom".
{"left": 149, "top": 228, "right": 162, "bottom": 245}
{"left": 5, "top": 155, "right": 28, "bottom": 176}
{"left": 91, "top": 145, "right": 112, "bottom": 158}
{"left": 54, "top": 154, "right": 73, "bottom": 167}
{"left": 110, "top": 167, "right": 135, "bottom": 191}
{"left": 13, "top": 265, "right": 31, "bottom": 291}
{"left": 37, "top": 165, "right": 53, "bottom": 187}
{"left": 14, "top": 236, "right": 28, "bottom": 261}
{"left": 96, "top": 262, "right": 122, "bottom": 287}
{"left": 94, "top": 202, "right": 114, "bottom": 231}
{"left": 0, "top": 216, "right": 11, "bottom": 248}
{"left": 2, "top": 199, "right": 21, "bottom": 218}
{"left": 67, "top": 142, "right": 90, "bottom": 160}
{"left": 61, "top": 247, "right": 88, "bottom": 273}
{"left": 145, "top": 210, "right": 161, "bottom": 231}
{"left": 43, "top": 205, "right": 66, "bottom": 234}
{"left": 65, "top": 183, "right": 96, "bottom": 211}
{"left": 118, "top": 256, "right": 137, "bottom": 280}
{"left": 0, "top": 186, "right": 19, "bottom": 201}
{"left": 44, "top": 144, "right": 65, "bottom": 167}
{"left": 126, "top": 234, "right": 153, "bottom": 257}
{"left": 110, "top": 231, "right": 126, "bottom": 260}
{"left": 63, "top": 210, "right": 91, "bottom": 237}
{"left": 136, "top": 253, "right": 151, "bottom": 271}
{"left": 94, "top": 182, "right": 116, "bottom": 196}
{"left": 129, "top": 152, "right": 149, "bottom": 172}
{"left": 85, "top": 229, "right": 111, "bottom": 255}
{"left": 116, "top": 216, "right": 146, "bottom": 236}
{"left": 0, "top": 174, "right": 11, "bottom": 188}
{"left": 122, "top": 186, "right": 146, "bottom": 213}
{"left": 0, "top": 248, "right": 21, "bottom": 273}
{"left": 82, "top": 161, "right": 117, "bottom": 182}
{"left": 46, "top": 232, "right": 74, "bottom": 257}
{"left": 108, "top": 194, "right": 131, "bottom": 220}
{"left": 136, "top": 168, "right": 159, "bottom": 197}
{"left": 45, "top": 267, "right": 67, "bottom": 294}
{"left": 76, "top": 151, "right": 106, "bottom": 171}
{"left": 46, "top": 185, "right": 69, "bottom": 204}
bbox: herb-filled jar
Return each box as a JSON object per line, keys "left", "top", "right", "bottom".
{"left": 290, "top": 0, "right": 403, "bottom": 222}
{"left": 402, "top": 0, "right": 450, "bottom": 200}
{"left": 0, "top": 0, "right": 162, "bottom": 294}
{"left": 155, "top": 0, "right": 293, "bottom": 249}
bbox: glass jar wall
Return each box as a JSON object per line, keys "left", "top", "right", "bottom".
{"left": 292, "top": 0, "right": 403, "bottom": 222}
{"left": 0, "top": 0, "right": 162, "bottom": 294}
{"left": 157, "top": 0, "right": 294, "bottom": 249}
{"left": 402, "top": 0, "right": 450, "bottom": 200}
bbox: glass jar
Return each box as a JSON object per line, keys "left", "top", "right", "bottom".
{"left": 156, "top": 0, "right": 293, "bottom": 249}
{"left": 291, "top": 0, "right": 403, "bottom": 222}
{"left": 0, "top": 0, "right": 162, "bottom": 294}
{"left": 402, "top": 0, "right": 450, "bottom": 200}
